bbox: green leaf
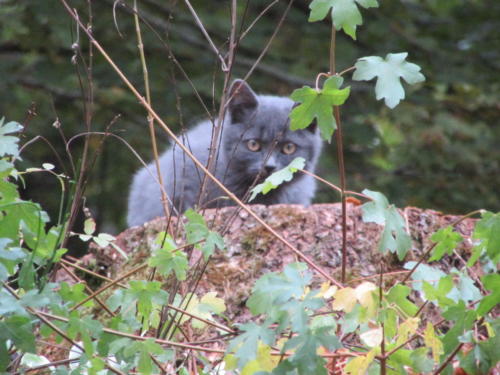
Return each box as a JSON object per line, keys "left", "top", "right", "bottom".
{"left": 83, "top": 218, "right": 96, "bottom": 235}
{"left": 470, "top": 211, "right": 500, "bottom": 265}
{"left": 441, "top": 302, "right": 476, "bottom": 353}
{"left": 93, "top": 232, "right": 115, "bottom": 248}
{"left": 429, "top": 226, "right": 463, "bottom": 261}
{"left": 0, "top": 119, "right": 23, "bottom": 158}
{"left": 249, "top": 157, "right": 306, "bottom": 201}
{"left": 184, "top": 292, "right": 226, "bottom": 329}
{"left": 67, "top": 315, "right": 103, "bottom": 357}
{"left": 404, "top": 262, "right": 445, "bottom": 293}
{"left": 477, "top": 273, "right": 500, "bottom": 316}
{"left": 127, "top": 280, "right": 168, "bottom": 331}
{"left": 123, "top": 339, "right": 164, "bottom": 375}
{"left": 185, "top": 209, "right": 209, "bottom": 242}
{"left": 385, "top": 284, "right": 418, "bottom": 316}
{"left": 0, "top": 315, "right": 36, "bottom": 353}
{"left": 409, "top": 347, "right": 434, "bottom": 373}
{"left": 149, "top": 232, "right": 188, "bottom": 280}
{"left": 247, "top": 262, "right": 312, "bottom": 316}
{"left": 362, "top": 189, "right": 412, "bottom": 259}
{"left": 0, "top": 238, "right": 26, "bottom": 279}
{"left": 309, "top": 0, "right": 379, "bottom": 39}
{"left": 201, "top": 231, "right": 225, "bottom": 260}
{"left": 290, "top": 77, "right": 350, "bottom": 140}
{"left": 424, "top": 322, "right": 444, "bottom": 363}
{"left": 228, "top": 322, "right": 276, "bottom": 367}
{"left": 283, "top": 328, "right": 339, "bottom": 374}
{"left": 353, "top": 52, "right": 425, "bottom": 108}
{"left": 59, "top": 282, "right": 94, "bottom": 308}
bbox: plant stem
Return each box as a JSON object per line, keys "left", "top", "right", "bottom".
{"left": 58, "top": 0, "right": 344, "bottom": 289}
{"left": 133, "top": 0, "right": 172, "bottom": 229}
{"left": 328, "top": 26, "right": 348, "bottom": 283}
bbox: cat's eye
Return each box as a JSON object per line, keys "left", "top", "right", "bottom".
{"left": 246, "top": 139, "right": 261, "bottom": 152}
{"left": 282, "top": 142, "right": 296, "bottom": 155}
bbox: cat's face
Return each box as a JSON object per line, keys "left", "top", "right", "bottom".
{"left": 221, "top": 81, "right": 321, "bottom": 184}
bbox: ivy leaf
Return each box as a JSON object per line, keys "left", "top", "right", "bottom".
{"left": 353, "top": 52, "right": 425, "bottom": 108}
{"left": 429, "top": 226, "right": 463, "bottom": 262}
{"left": 362, "top": 189, "right": 412, "bottom": 259}
{"left": 249, "top": 157, "right": 305, "bottom": 201}
{"left": 309, "top": 0, "right": 379, "bottom": 40}
{"left": 0, "top": 119, "right": 23, "bottom": 158}
{"left": 290, "top": 76, "right": 350, "bottom": 140}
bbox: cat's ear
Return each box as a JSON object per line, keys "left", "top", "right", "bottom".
{"left": 292, "top": 102, "right": 318, "bottom": 133}
{"left": 228, "top": 79, "right": 258, "bottom": 123}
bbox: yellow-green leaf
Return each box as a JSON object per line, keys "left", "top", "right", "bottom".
{"left": 332, "top": 287, "right": 357, "bottom": 312}
{"left": 424, "top": 322, "right": 443, "bottom": 363}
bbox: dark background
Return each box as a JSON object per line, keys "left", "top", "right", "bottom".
{"left": 1, "top": 0, "right": 499, "bottom": 236}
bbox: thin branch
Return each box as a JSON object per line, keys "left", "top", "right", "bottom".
{"left": 59, "top": 0, "right": 342, "bottom": 288}
{"left": 183, "top": 0, "right": 228, "bottom": 71}
{"left": 241, "top": 0, "right": 295, "bottom": 84}
{"left": 133, "top": 0, "right": 172, "bottom": 230}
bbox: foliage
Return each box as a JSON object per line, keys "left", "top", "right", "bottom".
{"left": 1, "top": 1, "right": 498, "bottom": 231}
{"left": 0, "top": 0, "right": 499, "bottom": 374}
{"left": 352, "top": 53, "right": 425, "bottom": 109}
{"left": 250, "top": 157, "right": 306, "bottom": 201}
{"left": 309, "top": 0, "right": 379, "bottom": 40}
{"left": 361, "top": 189, "right": 412, "bottom": 259}
{"left": 0, "top": 122, "right": 226, "bottom": 373}
{"left": 290, "top": 76, "right": 350, "bottom": 140}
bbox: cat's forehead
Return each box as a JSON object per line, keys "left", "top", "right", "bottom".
{"left": 248, "top": 95, "right": 294, "bottom": 139}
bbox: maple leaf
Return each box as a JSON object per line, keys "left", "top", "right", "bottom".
{"left": 0, "top": 119, "right": 23, "bottom": 158}
{"left": 353, "top": 52, "right": 425, "bottom": 108}
{"left": 290, "top": 76, "right": 350, "bottom": 141}
{"left": 309, "top": 0, "right": 379, "bottom": 39}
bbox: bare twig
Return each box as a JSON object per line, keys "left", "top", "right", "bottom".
{"left": 183, "top": 0, "right": 228, "bottom": 71}
{"left": 59, "top": 0, "right": 343, "bottom": 288}
{"left": 133, "top": 0, "right": 172, "bottom": 231}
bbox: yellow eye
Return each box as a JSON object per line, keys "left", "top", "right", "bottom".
{"left": 282, "top": 142, "right": 296, "bottom": 155}
{"left": 247, "top": 139, "right": 261, "bottom": 152}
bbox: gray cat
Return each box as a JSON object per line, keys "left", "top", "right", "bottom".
{"left": 127, "top": 80, "right": 322, "bottom": 227}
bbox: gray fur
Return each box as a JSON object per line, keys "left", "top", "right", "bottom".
{"left": 127, "top": 80, "right": 322, "bottom": 227}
